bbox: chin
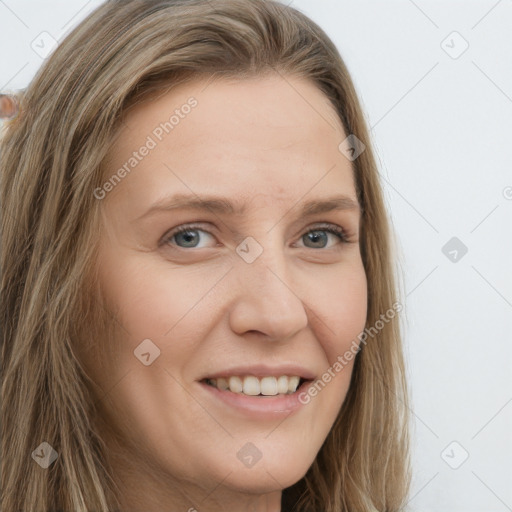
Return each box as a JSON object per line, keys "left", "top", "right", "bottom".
{"left": 223, "top": 466, "right": 304, "bottom": 494}
{"left": 212, "top": 450, "right": 312, "bottom": 494}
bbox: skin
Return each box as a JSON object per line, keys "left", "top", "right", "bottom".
{"left": 0, "top": 94, "right": 17, "bottom": 119}
{"left": 83, "top": 73, "right": 367, "bottom": 512}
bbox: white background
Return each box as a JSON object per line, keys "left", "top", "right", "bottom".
{"left": 1, "top": 1, "right": 511, "bottom": 511}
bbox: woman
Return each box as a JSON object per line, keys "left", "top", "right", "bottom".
{"left": 1, "top": 1, "right": 411, "bottom": 510}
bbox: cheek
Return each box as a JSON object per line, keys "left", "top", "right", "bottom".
{"left": 91, "top": 245, "right": 232, "bottom": 406}
{"left": 294, "top": 259, "right": 367, "bottom": 415}
{"left": 308, "top": 260, "right": 368, "bottom": 361}
{"left": 100, "top": 252, "right": 228, "bottom": 340}
{"left": 92, "top": 253, "right": 229, "bottom": 463}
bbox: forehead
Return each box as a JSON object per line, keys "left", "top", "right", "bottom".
{"left": 102, "top": 73, "right": 356, "bottom": 213}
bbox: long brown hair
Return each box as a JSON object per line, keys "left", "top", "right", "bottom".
{"left": 1, "top": 1, "right": 411, "bottom": 510}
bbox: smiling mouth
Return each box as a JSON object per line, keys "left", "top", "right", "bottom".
{"left": 202, "top": 375, "right": 308, "bottom": 396}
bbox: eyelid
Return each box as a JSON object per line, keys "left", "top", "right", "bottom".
{"left": 160, "top": 222, "right": 216, "bottom": 247}
{"left": 302, "top": 222, "right": 350, "bottom": 243}
{"left": 161, "top": 221, "right": 353, "bottom": 248}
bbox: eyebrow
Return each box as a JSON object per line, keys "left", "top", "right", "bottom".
{"left": 136, "top": 193, "right": 360, "bottom": 221}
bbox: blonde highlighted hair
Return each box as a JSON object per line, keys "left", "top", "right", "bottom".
{"left": 1, "top": 1, "right": 411, "bottom": 510}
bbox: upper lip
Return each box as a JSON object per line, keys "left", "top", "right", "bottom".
{"left": 199, "top": 364, "right": 316, "bottom": 381}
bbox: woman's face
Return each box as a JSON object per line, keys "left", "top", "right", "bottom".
{"left": 88, "top": 74, "right": 367, "bottom": 509}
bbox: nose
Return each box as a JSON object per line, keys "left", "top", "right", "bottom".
{"left": 228, "top": 244, "right": 309, "bottom": 342}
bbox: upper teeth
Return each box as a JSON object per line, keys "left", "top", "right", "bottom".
{"left": 206, "top": 375, "right": 301, "bottom": 396}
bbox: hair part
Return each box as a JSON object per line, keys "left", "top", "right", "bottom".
{"left": 1, "top": 1, "right": 411, "bottom": 510}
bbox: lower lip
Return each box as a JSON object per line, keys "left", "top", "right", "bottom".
{"left": 198, "top": 380, "right": 312, "bottom": 419}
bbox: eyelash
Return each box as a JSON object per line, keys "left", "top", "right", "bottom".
{"left": 161, "top": 223, "right": 350, "bottom": 249}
